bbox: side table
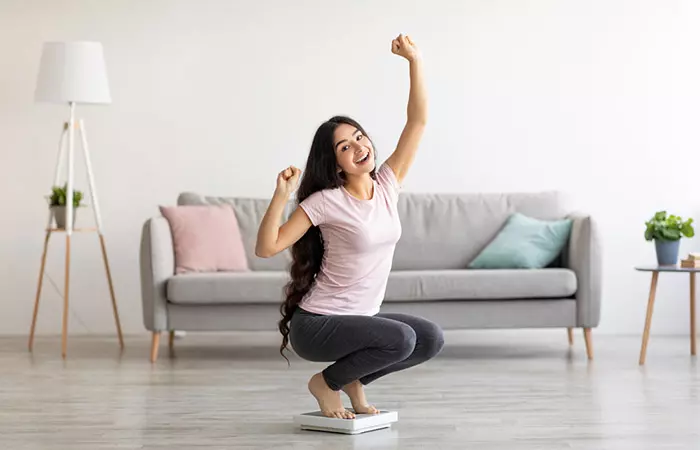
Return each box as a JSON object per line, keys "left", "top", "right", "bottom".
{"left": 635, "top": 265, "right": 698, "bottom": 365}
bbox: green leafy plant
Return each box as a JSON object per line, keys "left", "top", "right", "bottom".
{"left": 644, "top": 211, "right": 694, "bottom": 241}
{"left": 49, "top": 184, "right": 83, "bottom": 207}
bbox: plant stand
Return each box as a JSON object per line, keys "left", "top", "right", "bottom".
{"left": 28, "top": 108, "right": 124, "bottom": 358}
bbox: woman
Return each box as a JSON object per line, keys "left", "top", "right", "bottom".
{"left": 256, "top": 34, "right": 443, "bottom": 419}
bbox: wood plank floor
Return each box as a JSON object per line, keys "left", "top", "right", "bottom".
{"left": 1, "top": 330, "right": 698, "bottom": 449}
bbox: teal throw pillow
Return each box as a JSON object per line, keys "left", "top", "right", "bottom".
{"left": 469, "top": 213, "right": 573, "bottom": 269}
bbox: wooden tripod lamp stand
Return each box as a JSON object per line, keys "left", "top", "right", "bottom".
{"left": 29, "top": 41, "right": 124, "bottom": 358}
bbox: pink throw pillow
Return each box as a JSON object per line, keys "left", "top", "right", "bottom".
{"left": 159, "top": 205, "right": 249, "bottom": 274}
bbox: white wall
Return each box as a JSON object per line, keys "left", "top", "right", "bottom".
{"left": 2, "top": 0, "right": 700, "bottom": 337}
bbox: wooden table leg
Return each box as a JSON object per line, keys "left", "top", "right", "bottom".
{"left": 639, "top": 271, "right": 659, "bottom": 365}
{"left": 691, "top": 272, "right": 696, "bottom": 356}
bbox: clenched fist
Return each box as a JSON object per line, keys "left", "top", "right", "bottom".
{"left": 391, "top": 34, "right": 420, "bottom": 62}
{"left": 276, "top": 165, "right": 301, "bottom": 196}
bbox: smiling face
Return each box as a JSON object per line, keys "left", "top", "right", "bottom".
{"left": 333, "top": 123, "right": 375, "bottom": 177}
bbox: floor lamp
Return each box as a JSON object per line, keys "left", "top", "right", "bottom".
{"left": 29, "top": 41, "right": 124, "bottom": 358}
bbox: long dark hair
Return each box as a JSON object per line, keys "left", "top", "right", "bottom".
{"left": 278, "top": 116, "right": 377, "bottom": 364}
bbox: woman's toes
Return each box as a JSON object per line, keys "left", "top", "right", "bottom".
{"left": 327, "top": 409, "right": 355, "bottom": 419}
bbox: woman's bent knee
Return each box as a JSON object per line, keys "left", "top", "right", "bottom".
{"left": 393, "top": 324, "right": 417, "bottom": 360}
{"left": 426, "top": 328, "right": 445, "bottom": 358}
{"left": 422, "top": 320, "right": 445, "bottom": 358}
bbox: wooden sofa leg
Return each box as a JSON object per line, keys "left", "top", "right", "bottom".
{"left": 169, "top": 331, "right": 175, "bottom": 352}
{"left": 567, "top": 327, "right": 574, "bottom": 345}
{"left": 583, "top": 328, "right": 593, "bottom": 360}
{"left": 150, "top": 332, "right": 160, "bottom": 363}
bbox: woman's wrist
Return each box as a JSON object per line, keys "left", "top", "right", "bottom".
{"left": 274, "top": 187, "right": 292, "bottom": 201}
{"left": 408, "top": 54, "right": 423, "bottom": 64}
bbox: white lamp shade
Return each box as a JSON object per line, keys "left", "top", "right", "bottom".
{"left": 35, "top": 41, "right": 111, "bottom": 104}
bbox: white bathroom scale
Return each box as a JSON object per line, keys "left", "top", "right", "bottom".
{"left": 294, "top": 410, "right": 398, "bottom": 434}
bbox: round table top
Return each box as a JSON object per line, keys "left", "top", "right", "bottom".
{"left": 635, "top": 264, "right": 700, "bottom": 272}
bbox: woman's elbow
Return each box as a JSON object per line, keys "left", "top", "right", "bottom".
{"left": 255, "top": 244, "right": 276, "bottom": 259}
{"left": 407, "top": 117, "right": 427, "bottom": 128}
{"left": 255, "top": 243, "right": 269, "bottom": 258}
{"left": 255, "top": 248, "right": 270, "bottom": 258}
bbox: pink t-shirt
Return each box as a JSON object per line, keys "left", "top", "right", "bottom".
{"left": 297, "top": 162, "right": 402, "bottom": 316}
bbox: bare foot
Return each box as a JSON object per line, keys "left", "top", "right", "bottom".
{"left": 342, "top": 380, "right": 380, "bottom": 415}
{"left": 308, "top": 373, "right": 355, "bottom": 419}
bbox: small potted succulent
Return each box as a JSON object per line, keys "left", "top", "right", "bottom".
{"left": 644, "top": 211, "right": 694, "bottom": 265}
{"left": 48, "top": 184, "right": 84, "bottom": 229}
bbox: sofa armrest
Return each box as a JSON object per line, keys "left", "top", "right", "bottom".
{"left": 564, "top": 213, "right": 602, "bottom": 328}
{"left": 140, "top": 217, "right": 174, "bottom": 331}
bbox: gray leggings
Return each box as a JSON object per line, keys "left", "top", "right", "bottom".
{"left": 289, "top": 307, "right": 445, "bottom": 391}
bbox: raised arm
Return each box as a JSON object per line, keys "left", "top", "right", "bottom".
{"left": 385, "top": 34, "right": 427, "bottom": 185}
{"left": 255, "top": 166, "right": 312, "bottom": 258}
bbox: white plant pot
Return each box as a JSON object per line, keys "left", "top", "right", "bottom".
{"left": 51, "top": 206, "right": 78, "bottom": 229}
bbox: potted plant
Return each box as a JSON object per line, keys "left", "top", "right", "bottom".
{"left": 644, "top": 211, "right": 694, "bottom": 265}
{"left": 48, "top": 184, "right": 84, "bottom": 229}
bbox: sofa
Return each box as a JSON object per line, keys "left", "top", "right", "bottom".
{"left": 140, "top": 190, "right": 601, "bottom": 362}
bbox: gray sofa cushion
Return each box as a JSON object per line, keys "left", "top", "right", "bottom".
{"left": 384, "top": 269, "right": 577, "bottom": 302}
{"left": 393, "top": 191, "right": 566, "bottom": 270}
{"left": 167, "top": 268, "right": 576, "bottom": 305}
{"left": 168, "top": 271, "right": 289, "bottom": 304}
{"left": 177, "top": 193, "right": 294, "bottom": 271}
